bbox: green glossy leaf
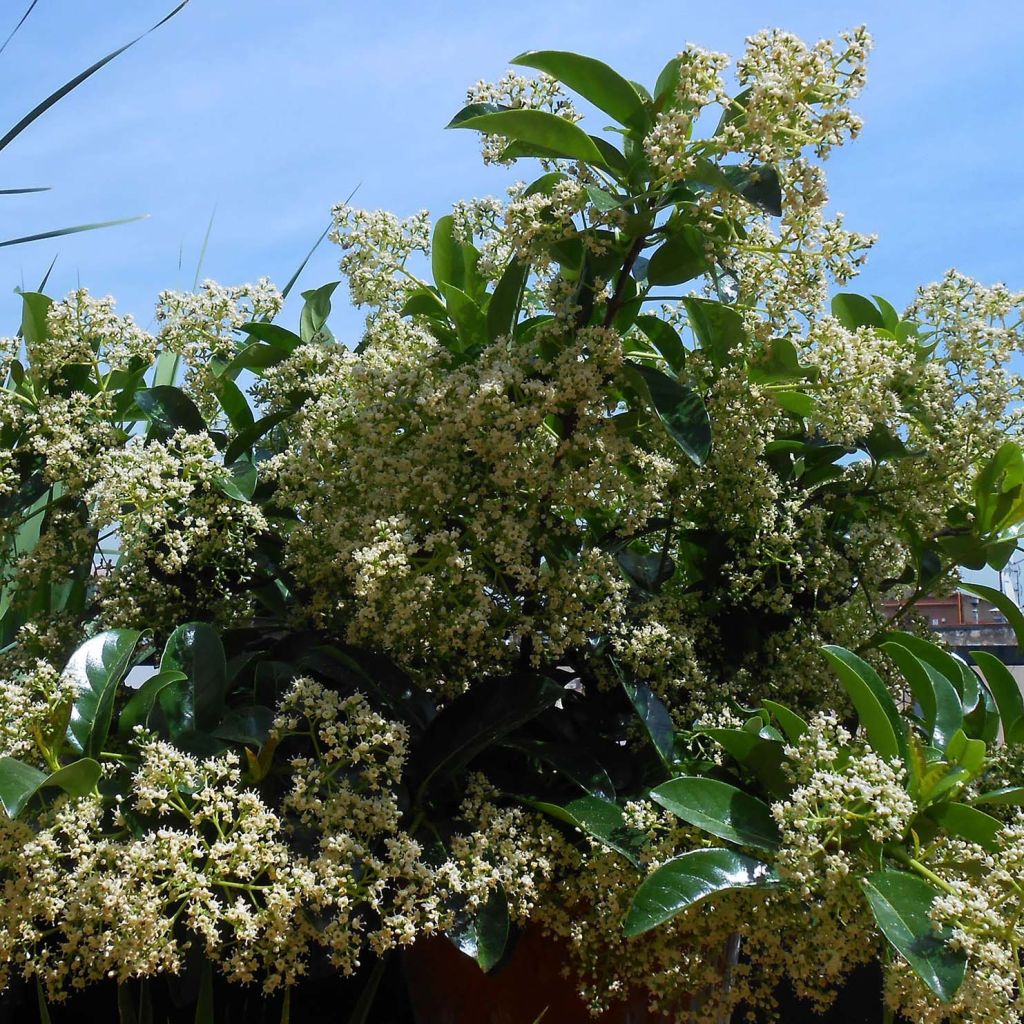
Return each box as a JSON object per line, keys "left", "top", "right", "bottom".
{"left": 862, "top": 871, "right": 967, "bottom": 1002}
{"left": 646, "top": 227, "right": 707, "bottom": 286}
{"left": 214, "top": 460, "right": 258, "bottom": 502}
{"left": 449, "top": 884, "right": 510, "bottom": 973}
{"left": 719, "top": 164, "right": 782, "bottom": 216}
{"left": 19, "top": 290, "right": 51, "bottom": 347}
{"left": 66, "top": 630, "right": 142, "bottom": 757}
{"left": 624, "top": 848, "right": 778, "bottom": 936}
{"left": 402, "top": 287, "right": 449, "bottom": 319}
{"left": 683, "top": 297, "right": 747, "bottom": 368}
{"left": 212, "top": 705, "right": 274, "bottom": 747}
{"left": 219, "top": 342, "right": 287, "bottom": 378}
{"left": 224, "top": 409, "right": 291, "bottom": 465}
{"left": 431, "top": 215, "right": 464, "bottom": 292}
{"left": 832, "top": 293, "right": 884, "bottom": 331}
{"left": 532, "top": 795, "right": 646, "bottom": 866}
{"left": 774, "top": 390, "right": 814, "bottom": 418}
{"left": 625, "top": 361, "right": 711, "bottom": 466}
{"left": 761, "top": 700, "right": 807, "bottom": 743}
{"left": 822, "top": 645, "right": 905, "bottom": 762}
{"left": 212, "top": 378, "right": 254, "bottom": 431}
{"left": 634, "top": 315, "right": 686, "bottom": 374}
{"left": 651, "top": 776, "right": 780, "bottom": 851}
{"left": 237, "top": 322, "right": 302, "bottom": 352}
{"left": 930, "top": 802, "right": 1001, "bottom": 851}
{"left": 449, "top": 108, "right": 606, "bottom": 166}
{"left": 118, "top": 670, "right": 188, "bottom": 736}
{"left": 970, "top": 650, "right": 1024, "bottom": 743}
{"left": 0, "top": 756, "right": 46, "bottom": 817}
{"left": 0, "top": 756, "right": 101, "bottom": 818}
{"left": 487, "top": 259, "right": 528, "bottom": 342}
{"left": 160, "top": 624, "right": 228, "bottom": 734}
{"left": 441, "top": 282, "right": 486, "bottom": 346}
{"left": 299, "top": 282, "right": 339, "bottom": 344}
{"left": 619, "top": 672, "right": 675, "bottom": 768}
{"left": 511, "top": 50, "right": 649, "bottom": 132}
{"left": 972, "top": 786, "right": 1024, "bottom": 806}
{"left": 136, "top": 386, "right": 206, "bottom": 435}
{"left": 881, "top": 641, "right": 962, "bottom": 750}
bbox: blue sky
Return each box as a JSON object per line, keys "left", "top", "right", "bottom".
{"left": 1, "top": 0, "right": 1022, "bottom": 341}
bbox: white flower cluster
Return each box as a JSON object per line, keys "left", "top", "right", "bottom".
{"left": 156, "top": 278, "right": 282, "bottom": 416}
{"left": 773, "top": 713, "right": 916, "bottom": 893}
{"left": 329, "top": 205, "right": 431, "bottom": 312}
{"left": 86, "top": 429, "right": 268, "bottom": 627}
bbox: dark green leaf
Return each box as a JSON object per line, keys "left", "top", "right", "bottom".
{"left": 237, "top": 322, "right": 302, "bottom": 352}
{"left": 971, "top": 650, "right": 1024, "bottom": 744}
{"left": 532, "top": 795, "right": 646, "bottom": 866}
{"left": 66, "top": 630, "right": 142, "bottom": 757}
{"left": 615, "top": 546, "right": 675, "bottom": 593}
{"left": 862, "top": 871, "right": 967, "bottom": 1002}
{"left": 449, "top": 885, "right": 510, "bottom": 973}
{"left": 446, "top": 102, "right": 507, "bottom": 127}
{"left": 214, "top": 460, "right": 258, "bottom": 502}
{"left": 822, "top": 645, "right": 905, "bottom": 762}
{"left": 718, "top": 164, "right": 782, "bottom": 216}
{"left": 449, "top": 109, "right": 607, "bottom": 166}
{"left": 624, "top": 848, "right": 778, "bottom": 936}
{"left": 212, "top": 706, "right": 274, "bottom": 747}
{"left": 299, "top": 282, "right": 339, "bottom": 344}
{"left": 135, "top": 386, "right": 206, "bottom": 435}
{"left": 651, "top": 776, "right": 780, "bottom": 851}
{"left": 646, "top": 227, "right": 707, "bottom": 286}
{"left": 508, "top": 739, "right": 615, "bottom": 799}
{"left": 930, "top": 802, "right": 1001, "bottom": 851}
{"left": 832, "top": 293, "right": 885, "bottom": 331}
{"left": 213, "top": 377, "right": 254, "bottom": 429}
{"left": 972, "top": 786, "right": 1024, "bottom": 806}
{"left": 0, "top": 756, "right": 46, "bottom": 817}
{"left": 431, "top": 215, "right": 464, "bottom": 292}
{"left": 585, "top": 185, "right": 624, "bottom": 211}
{"left": 683, "top": 298, "right": 747, "bottom": 368}
{"left": 761, "top": 700, "right": 807, "bottom": 743}
{"left": 410, "top": 674, "right": 563, "bottom": 796}
{"left": 0, "top": 756, "right": 102, "bottom": 818}
{"left": 118, "top": 670, "right": 188, "bottom": 736}
{"left": 634, "top": 315, "right": 686, "bottom": 374}
{"left": 160, "top": 624, "right": 228, "bottom": 734}
{"left": 625, "top": 361, "right": 711, "bottom": 466}
{"left": 511, "top": 51, "right": 649, "bottom": 132}
{"left": 224, "top": 409, "right": 291, "bottom": 465}
{"left": 618, "top": 670, "right": 675, "bottom": 768}
{"left": 487, "top": 259, "right": 528, "bottom": 342}
{"left": 402, "top": 287, "right": 448, "bottom": 319}
{"left": 219, "top": 342, "right": 288, "bottom": 378}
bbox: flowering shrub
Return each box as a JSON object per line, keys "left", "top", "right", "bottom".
{"left": 2, "top": 25, "right": 1024, "bottom": 1024}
